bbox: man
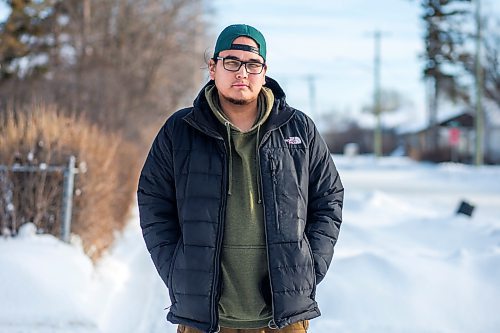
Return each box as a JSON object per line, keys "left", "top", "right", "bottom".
{"left": 137, "top": 24, "right": 344, "bottom": 333}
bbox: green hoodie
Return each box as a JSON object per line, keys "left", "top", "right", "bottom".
{"left": 205, "top": 85, "right": 274, "bottom": 329}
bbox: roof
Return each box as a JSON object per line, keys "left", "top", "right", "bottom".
{"left": 398, "top": 98, "right": 500, "bottom": 135}
{"left": 439, "top": 113, "right": 474, "bottom": 127}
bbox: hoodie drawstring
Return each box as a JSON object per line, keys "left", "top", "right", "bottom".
{"left": 225, "top": 121, "right": 233, "bottom": 196}
{"left": 225, "top": 121, "right": 263, "bottom": 204}
{"left": 256, "top": 124, "right": 262, "bottom": 204}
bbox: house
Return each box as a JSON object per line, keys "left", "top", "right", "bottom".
{"left": 483, "top": 99, "right": 500, "bottom": 163}
{"left": 399, "top": 100, "right": 500, "bottom": 164}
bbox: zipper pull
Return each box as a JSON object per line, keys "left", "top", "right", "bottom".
{"left": 269, "top": 154, "right": 277, "bottom": 184}
{"left": 269, "top": 154, "right": 275, "bottom": 172}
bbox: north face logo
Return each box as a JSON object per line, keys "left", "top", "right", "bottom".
{"left": 285, "top": 136, "right": 302, "bottom": 145}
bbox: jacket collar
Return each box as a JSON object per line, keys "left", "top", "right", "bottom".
{"left": 183, "top": 76, "right": 295, "bottom": 137}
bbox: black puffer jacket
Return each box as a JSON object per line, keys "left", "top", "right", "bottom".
{"left": 137, "top": 77, "right": 343, "bottom": 333}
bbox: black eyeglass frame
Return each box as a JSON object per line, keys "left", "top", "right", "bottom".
{"left": 216, "top": 56, "right": 266, "bottom": 74}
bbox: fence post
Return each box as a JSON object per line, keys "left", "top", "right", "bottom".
{"left": 60, "top": 156, "right": 76, "bottom": 243}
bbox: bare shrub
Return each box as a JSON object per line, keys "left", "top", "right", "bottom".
{"left": 0, "top": 103, "right": 138, "bottom": 260}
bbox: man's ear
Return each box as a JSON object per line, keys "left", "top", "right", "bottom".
{"left": 209, "top": 59, "right": 216, "bottom": 80}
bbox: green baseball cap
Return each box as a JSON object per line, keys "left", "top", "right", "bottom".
{"left": 213, "top": 24, "right": 267, "bottom": 62}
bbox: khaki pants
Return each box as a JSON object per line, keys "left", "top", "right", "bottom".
{"left": 177, "top": 320, "right": 309, "bottom": 333}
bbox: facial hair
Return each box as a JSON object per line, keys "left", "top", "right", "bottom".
{"left": 226, "top": 97, "right": 249, "bottom": 105}
{"left": 219, "top": 91, "right": 257, "bottom": 106}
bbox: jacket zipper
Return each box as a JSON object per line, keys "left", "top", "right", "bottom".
{"left": 268, "top": 154, "right": 280, "bottom": 232}
{"left": 209, "top": 140, "right": 227, "bottom": 333}
{"left": 183, "top": 117, "right": 226, "bottom": 332}
{"left": 258, "top": 149, "right": 277, "bottom": 328}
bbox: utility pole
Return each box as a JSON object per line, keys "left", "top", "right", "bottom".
{"left": 373, "top": 30, "right": 382, "bottom": 158}
{"left": 474, "top": 0, "right": 484, "bottom": 166}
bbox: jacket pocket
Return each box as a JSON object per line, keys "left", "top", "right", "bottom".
{"left": 168, "top": 239, "right": 182, "bottom": 304}
{"left": 303, "top": 236, "right": 317, "bottom": 297}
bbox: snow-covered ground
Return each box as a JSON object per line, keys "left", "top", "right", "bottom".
{"left": 1, "top": 156, "right": 500, "bottom": 333}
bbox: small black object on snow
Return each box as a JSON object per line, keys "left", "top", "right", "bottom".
{"left": 456, "top": 200, "right": 475, "bottom": 217}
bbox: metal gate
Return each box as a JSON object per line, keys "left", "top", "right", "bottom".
{"left": 0, "top": 156, "right": 82, "bottom": 242}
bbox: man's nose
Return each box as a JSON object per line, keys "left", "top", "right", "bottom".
{"left": 235, "top": 64, "right": 248, "bottom": 78}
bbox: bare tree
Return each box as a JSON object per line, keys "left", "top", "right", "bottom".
{"left": 458, "top": 16, "right": 500, "bottom": 108}
{"left": 1, "top": 0, "right": 211, "bottom": 144}
{"left": 362, "top": 88, "right": 413, "bottom": 115}
{"left": 482, "top": 20, "right": 500, "bottom": 106}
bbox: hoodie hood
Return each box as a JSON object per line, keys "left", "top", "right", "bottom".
{"left": 184, "top": 76, "right": 294, "bottom": 138}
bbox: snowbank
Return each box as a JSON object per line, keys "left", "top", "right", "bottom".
{"left": 1, "top": 156, "right": 499, "bottom": 333}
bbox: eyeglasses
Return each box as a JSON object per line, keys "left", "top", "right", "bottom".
{"left": 216, "top": 57, "right": 265, "bottom": 74}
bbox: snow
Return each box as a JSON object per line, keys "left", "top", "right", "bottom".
{"left": 1, "top": 156, "right": 500, "bottom": 333}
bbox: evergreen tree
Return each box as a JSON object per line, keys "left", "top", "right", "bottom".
{"left": 0, "top": 0, "right": 57, "bottom": 81}
{"left": 420, "top": 0, "right": 472, "bottom": 148}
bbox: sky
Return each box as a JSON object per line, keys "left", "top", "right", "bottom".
{"left": 211, "top": 0, "right": 425, "bottom": 123}
{"left": 0, "top": 2, "right": 6, "bottom": 22}
{"left": 1, "top": 0, "right": 499, "bottom": 128}
{"left": 208, "top": 0, "right": 500, "bottom": 128}
{"left": 2, "top": 155, "right": 500, "bottom": 332}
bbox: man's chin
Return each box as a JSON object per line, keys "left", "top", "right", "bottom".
{"left": 221, "top": 93, "right": 255, "bottom": 106}
{"left": 226, "top": 97, "right": 250, "bottom": 105}
{"left": 218, "top": 88, "right": 259, "bottom": 106}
